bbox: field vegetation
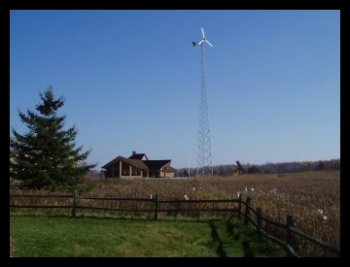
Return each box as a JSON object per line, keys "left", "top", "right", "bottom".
{"left": 10, "top": 170, "right": 340, "bottom": 256}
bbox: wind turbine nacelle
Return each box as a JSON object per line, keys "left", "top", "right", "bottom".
{"left": 192, "top": 41, "right": 197, "bottom": 47}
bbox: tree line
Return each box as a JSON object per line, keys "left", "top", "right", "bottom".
{"left": 176, "top": 159, "right": 340, "bottom": 177}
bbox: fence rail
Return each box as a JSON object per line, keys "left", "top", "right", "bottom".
{"left": 10, "top": 194, "right": 72, "bottom": 198}
{"left": 261, "top": 216, "right": 287, "bottom": 228}
{"left": 289, "top": 226, "right": 340, "bottom": 254}
{"left": 80, "top": 197, "right": 154, "bottom": 201}
{"left": 10, "top": 205, "right": 71, "bottom": 209}
{"left": 10, "top": 193, "right": 340, "bottom": 257}
{"left": 159, "top": 199, "right": 239, "bottom": 204}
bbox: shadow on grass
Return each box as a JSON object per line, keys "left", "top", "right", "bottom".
{"left": 242, "top": 240, "right": 254, "bottom": 257}
{"left": 209, "top": 220, "right": 227, "bottom": 257}
{"left": 225, "top": 218, "right": 255, "bottom": 257}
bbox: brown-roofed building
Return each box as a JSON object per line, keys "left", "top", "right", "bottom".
{"left": 129, "top": 151, "right": 148, "bottom": 160}
{"left": 102, "top": 152, "right": 176, "bottom": 178}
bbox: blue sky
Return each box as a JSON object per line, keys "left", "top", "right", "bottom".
{"left": 10, "top": 10, "right": 340, "bottom": 170}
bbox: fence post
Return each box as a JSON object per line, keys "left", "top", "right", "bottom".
{"left": 72, "top": 190, "right": 78, "bottom": 218}
{"left": 238, "top": 193, "right": 242, "bottom": 220}
{"left": 256, "top": 208, "right": 262, "bottom": 241}
{"left": 244, "top": 196, "right": 251, "bottom": 225}
{"left": 154, "top": 194, "right": 158, "bottom": 220}
{"left": 286, "top": 215, "right": 294, "bottom": 257}
{"left": 174, "top": 201, "right": 181, "bottom": 221}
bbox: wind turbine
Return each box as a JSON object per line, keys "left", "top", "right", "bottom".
{"left": 192, "top": 27, "right": 213, "bottom": 177}
{"left": 192, "top": 27, "right": 213, "bottom": 47}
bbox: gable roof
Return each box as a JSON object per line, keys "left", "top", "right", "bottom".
{"left": 143, "top": 160, "right": 171, "bottom": 170}
{"left": 129, "top": 153, "right": 148, "bottom": 160}
{"left": 127, "top": 158, "right": 149, "bottom": 170}
{"left": 101, "top": 156, "right": 148, "bottom": 170}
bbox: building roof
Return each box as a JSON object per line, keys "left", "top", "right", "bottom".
{"left": 129, "top": 153, "right": 148, "bottom": 160}
{"left": 101, "top": 156, "right": 120, "bottom": 169}
{"left": 127, "top": 158, "right": 149, "bottom": 170}
{"left": 102, "top": 154, "right": 175, "bottom": 172}
{"left": 102, "top": 156, "right": 149, "bottom": 170}
{"left": 143, "top": 160, "right": 171, "bottom": 170}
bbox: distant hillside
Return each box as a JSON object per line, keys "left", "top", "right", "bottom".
{"left": 176, "top": 159, "right": 340, "bottom": 177}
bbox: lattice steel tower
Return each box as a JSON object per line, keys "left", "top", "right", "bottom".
{"left": 192, "top": 27, "right": 213, "bottom": 177}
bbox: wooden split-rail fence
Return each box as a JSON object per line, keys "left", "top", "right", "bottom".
{"left": 10, "top": 193, "right": 340, "bottom": 257}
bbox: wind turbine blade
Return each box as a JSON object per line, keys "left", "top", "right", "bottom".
{"left": 198, "top": 40, "right": 204, "bottom": 45}
{"left": 201, "top": 27, "right": 205, "bottom": 38}
{"left": 205, "top": 40, "right": 213, "bottom": 47}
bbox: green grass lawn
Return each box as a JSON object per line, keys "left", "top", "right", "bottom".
{"left": 10, "top": 215, "right": 285, "bottom": 257}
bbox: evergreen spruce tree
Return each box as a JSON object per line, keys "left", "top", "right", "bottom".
{"left": 10, "top": 88, "right": 96, "bottom": 192}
